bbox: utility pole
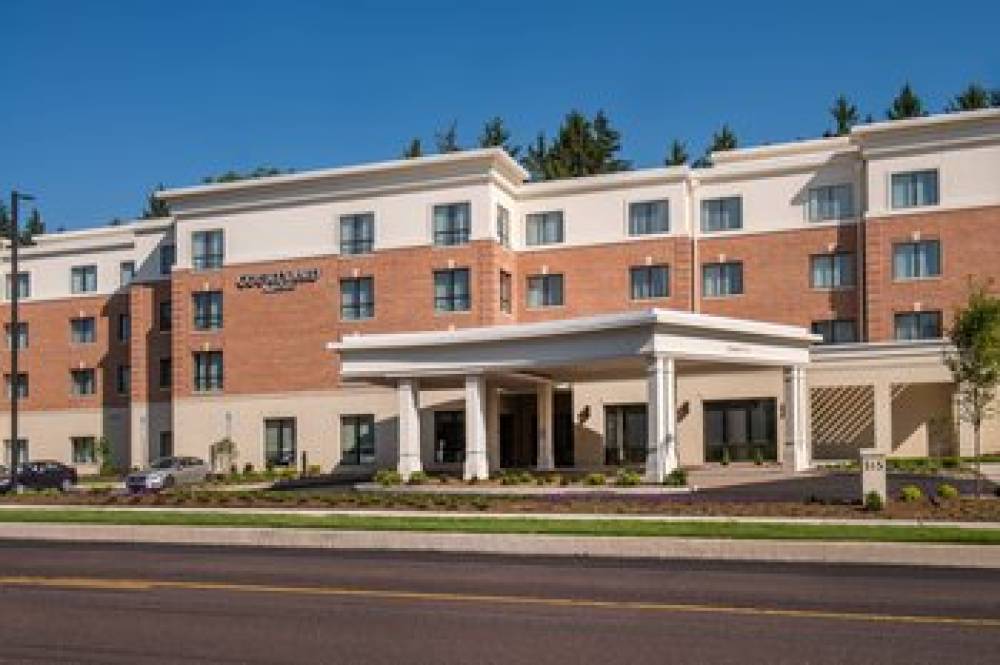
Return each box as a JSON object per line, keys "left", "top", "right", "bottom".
{"left": 8, "top": 191, "right": 33, "bottom": 470}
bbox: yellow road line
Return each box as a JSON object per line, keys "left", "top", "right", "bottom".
{"left": 1, "top": 575, "right": 997, "bottom": 629}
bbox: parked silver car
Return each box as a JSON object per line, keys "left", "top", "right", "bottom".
{"left": 126, "top": 456, "right": 210, "bottom": 492}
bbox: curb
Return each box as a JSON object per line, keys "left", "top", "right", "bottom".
{"left": 0, "top": 523, "right": 997, "bottom": 569}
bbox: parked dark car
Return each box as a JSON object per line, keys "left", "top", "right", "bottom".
{"left": 0, "top": 461, "right": 78, "bottom": 493}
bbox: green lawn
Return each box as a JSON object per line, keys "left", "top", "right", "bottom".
{"left": 0, "top": 508, "right": 997, "bottom": 544}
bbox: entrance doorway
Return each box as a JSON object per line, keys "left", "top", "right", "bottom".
{"left": 499, "top": 395, "right": 536, "bottom": 468}
{"left": 704, "top": 399, "right": 777, "bottom": 463}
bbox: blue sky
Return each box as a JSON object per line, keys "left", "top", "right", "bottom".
{"left": 1, "top": 0, "right": 996, "bottom": 231}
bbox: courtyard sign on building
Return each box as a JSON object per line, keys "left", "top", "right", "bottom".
{"left": 236, "top": 268, "right": 320, "bottom": 293}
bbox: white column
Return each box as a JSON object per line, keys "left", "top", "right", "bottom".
{"left": 486, "top": 383, "right": 501, "bottom": 472}
{"left": 397, "top": 378, "right": 422, "bottom": 479}
{"left": 873, "top": 380, "right": 892, "bottom": 455}
{"left": 464, "top": 374, "right": 489, "bottom": 480}
{"left": 536, "top": 382, "right": 554, "bottom": 470}
{"left": 784, "top": 366, "right": 811, "bottom": 472}
{"left": 645, "top": 355, "right": 677, "bottom": 483}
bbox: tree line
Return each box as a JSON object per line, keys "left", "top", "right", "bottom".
{"left": 402, "top": 81, "right": 1000, "bottom": 178}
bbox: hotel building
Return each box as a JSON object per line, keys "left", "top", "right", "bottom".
{"left": 2, "top": 109, "right": 999, "bottom": 481}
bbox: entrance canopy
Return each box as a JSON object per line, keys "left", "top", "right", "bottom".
{"left": 329, "top": 308, "right": 816, "bottom": 382}
{"left": 328, "top": 309, "right": 817, "bottom": 483}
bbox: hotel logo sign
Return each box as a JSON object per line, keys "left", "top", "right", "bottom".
{"left": 236, "top": 268, "right": 321, "bottom": 294}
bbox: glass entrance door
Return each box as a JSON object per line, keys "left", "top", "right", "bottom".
{"left": 704, "top": 399, "right": 777, "bottom": 463}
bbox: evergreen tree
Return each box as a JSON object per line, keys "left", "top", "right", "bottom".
{"left": 435, "top": 121, "right": 461, "bottom": 153}
{"left": 664, "top": 139, "right": 688, "bottom": 166}
{"left": 141, "top": 183, "right": 170, "bottom": 219}
{"left": 946, "top": 83, "right": 991, "bottom": 112}
{"left": 523, "top": 110, "right": 631, "bottom": 180}
{"left": 592, "top": 110, "right": 631, "bottom": 173}
{"left": 21, "top": 208, "right": 45, "bottom": 244}
{"left": 520, "top": 132, "right": 550, "bottom": 180}
{"left": 993, "top": 89, "right": 1000, "bottom": 107}
{"left": 478, "top": 116, "right": 519, "bottom": 157}
{"left": 402, "top": 138, "right": 423, "bottom": 159}
{"left": 0, "top": 202, "right": 11, "bottom": 240}
{"left": 829, "top": 95, "right": 859, "bottom": 136}
{"left": 202, "top": 166, "right": 288, "bottom": 184}
{"left": 709, "top": 124, "right": 738, "bottom": 152}
{"left": 886, "top": 82, "right": 926, "bottom": 120}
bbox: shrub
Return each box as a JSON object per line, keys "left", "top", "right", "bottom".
{"left": 721, "top": 448, "right": 731, "bottom": 466}
{"left": 518, "top": 471, "right": 535, "bottom": 484}
{"left": 899, "top": 484, "right": 924, "bottom": 503}
{"left": 941, "top": 457, "right": 960, "bottom": 469}
{"left": 559, "top": 475, "right": 570, "bottom": 487}
{"left": 243, "top": 462, "right": 254, "bottom": 475}
{"left": 407, "top": 471, "right": 429, "bottom": 486}
{"left": 936, "top": 483, "right": 959, "bottom": 500}
{"left": 583, "top": 473, "right": 606, "bottom": 486}
{"left": 614, "top": 469, "right": 642, "bottom": 487}
{"left": 864, "top": 491, "right": 884, "bottom": 512}
{"left": 664, "top": 468, "right": 688, "bottom": 487}
{"left": 752, "top": 447, "right": 764, "bottom": 466}
{"left": 306, "top": 464, "right": 322, "bottom": 477}
{"left": 374, "top": 469, "right": 402, "bottom": 486}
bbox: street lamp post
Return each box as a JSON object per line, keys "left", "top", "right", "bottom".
{"left": 9, "top": 191, "right": 33, "bottom": 470}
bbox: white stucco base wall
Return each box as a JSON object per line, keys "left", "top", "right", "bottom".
{"left": 0, "top": 407, "right": 130, "bottom": 473}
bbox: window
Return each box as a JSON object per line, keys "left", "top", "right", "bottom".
{"left": 71, "top": 317, "right": 96, "bottom": 344}
{"left": 264, "top": 418, "right": 296, "bottom": 467}
{"left": 159, "top": 300, "right": 172, "bottom": 332}
{"left": 117, "top": 314, "right": 131, "bottom": 342}
{"left": 700, "top": 196, "right": 742, "bottom": 232}
{"left": 628, "top": 200, "right": 669, "bottom": 235}
{"left": 120, "top": 261, "right": 136, "bottom": 287}
{"left": 5, "top": 322, "right": 27, "bottom": 350}
{"left": 895, "top": 311, "right": 942, "bottom": 340}
{"left": 4, "top": 272, "right": 30, "bottom": 300}
{"left": 193, "top": 291, "right": 224, "bottom": 330}
{"left": 810, "top": 252, "right": 856, "bottom": 289}
{"left": 340, "top": 277, "right": 374, "bottom": 320}
{"left": 71, "top": 369, "right": 95, "bottom": 396}
{"left": 892, "top": 170, "right": 939, "bottom": 209}
{"left": 525, "top": 211, "right": 564, "bottom": 246}
{"left": 433, "top": 268, "right": 471, "bottom": 312}
{"left": 71, "top": 436, "right": 96, "bottom": 464}
{"left": 807, "top": 184, "right": 854, "bottom": 221}
{"left": 160, "top": 243, "right": 176, "bottom": 275}
{"left": 496, "top": 205, "right": 511, "bottom": 248}
{"left": 433, "top": 202, "right": 471, "bottom": 246}
{"left": 4, "top": 439, "right": 28, "bottom": 467}
{"left": 70, "top": 265, "right": 97, "bottom": 294}
{"left": 159, "top": 357, "right": 172, "bottom": 389}
{"left": 193, "top": 351, "right": 223, "bottom": 392}
{"left": 434, "top": 410, "right": 465, "bottom": 463}
{"left": 499, "top": 271, "right": 512, "bottom": 314}
{"left": 526, "top": 274, "right": 564, "bottom": 308}
{"left": 340, "top": 414, "right": 375, "bottom": 465}
{"left": 340, "top": 213, "right": 375, "bottom": 255}
{"left": 4, "top": 373, "right": 28, "bottom": 399}
{"left": 157, "top": 431, "right": 174, "bottom": 459}
{"left": 605, "top": 405, "right": 647, "bottom": 465}
{"left": 116, "top": 365, "right": 131, "bottom": 394}
{"left": 702, "top": 262, "right": 744, "bottom": 297}
{"left": 893, "top": 240, "right": 940, "bottom": 280}
{"left": 192, "top": 230, "right": 224, "bottom": 270}
{"left": 630, "top": 265, "right": 670, "bottom": 299}
{"left": 811, "top": 319, "right": 858, "bottom": 344}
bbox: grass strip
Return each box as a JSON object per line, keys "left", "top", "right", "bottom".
{"left": 0, "top": 508, "right": 997, "bottom": 544}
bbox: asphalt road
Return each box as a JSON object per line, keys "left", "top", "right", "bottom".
{"left": 0, "top": 541, "right": 995, "bottom": 664}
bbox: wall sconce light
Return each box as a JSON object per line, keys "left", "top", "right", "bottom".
{"left": 677, "top": 401, "right": 690, "bottom": 422}
{"left": 578, "top": 405, "right": 591, "bottom": 423}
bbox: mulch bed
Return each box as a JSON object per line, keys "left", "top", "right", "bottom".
{"left": 2, "top": 490, "right": 999, "bottom": 522}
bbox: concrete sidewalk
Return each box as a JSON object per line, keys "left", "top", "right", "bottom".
{"left": 0, "top": 522, "right": 997, "bottom": 569}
